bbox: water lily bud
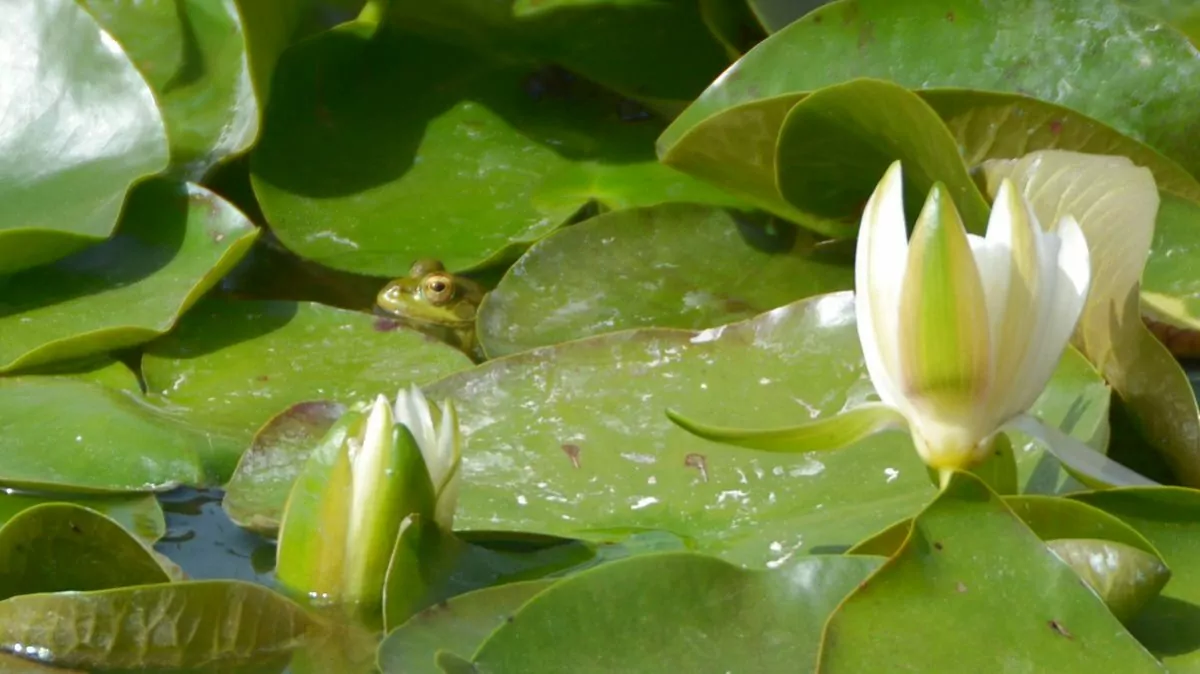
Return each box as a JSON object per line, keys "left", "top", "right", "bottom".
{"left": 856, "top": 161, "right": 1091, "bottom": 472}
{"left": 394, "top": 384, "right": 462, "bottom": 531}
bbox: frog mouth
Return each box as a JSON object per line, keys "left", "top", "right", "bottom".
{"left": 371, "top": 305, "right": 472, "bottom": 329}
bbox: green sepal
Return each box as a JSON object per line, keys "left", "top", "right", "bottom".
{"left": 664, "top": 402, "right": 906, "bottom": 453}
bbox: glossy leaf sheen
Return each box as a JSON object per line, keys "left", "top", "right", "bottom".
{"left": 664, "top": 0, "right": 1200, "bottom": 177}
{"left": 0, "top": 491, "right": 165, "bottom": 544}
{"left": 0, "top": 377, "right": 205, "bottom": 492}
{"left": 0, "top": 581, "right": 313, "bottom": 672}
{"left": 142, "top": 299, "right": 471, "bottom": 481}
{"left": 251, "top": 23, "right": 738, "bottom": 276}
{"left": 1047, "top": 538, "right": 1171, "bottom": 624}
{"left": 222, "top": 401, "right": 347, "bottom": 534}
{"left": 818, "top": 473, "right": 1163, "bottom": 672}
{"left": 0, "top": 0, "right": 169, "bottom": 273}
{"left": 470, "top": 553, "right": 883, "bottom": 670}
{"left": 428, "top": 293, "right": 1109, "bottom": 566}
{"left": 478, "top": 204, "right": 854, "bottom": 358}
{"left": 0, "top": 181, "right": 259, "bottom": 373}
{"left": 776, "top": 79, "right": 991, "bottom": 235}
{"left": 0, "top": 504, "right": 170, "bottom": 600}
{"left": 1072, "top": 488, "right": 1200, "bottom": 669}
{"left": 378, "top": 580, "right": 555, "bottom": 674}
{"left": 82, "top": 0, "right": 259, "bottom": 171}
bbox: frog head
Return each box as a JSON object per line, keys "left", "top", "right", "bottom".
{"left": 375, "top": 259, "right": 485, "bottom": 330}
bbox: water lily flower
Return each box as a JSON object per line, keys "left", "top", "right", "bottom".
{"left": 854, "top": 161, "right": 1090, "bottom": 471}
{"left": 275, "top": 387, "right": 461, "bottom": 618}
{"left": 667, "top": 160, "right": 1158, "bottom": 488}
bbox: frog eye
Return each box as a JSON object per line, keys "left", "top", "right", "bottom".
{"left": 421, "top": 273, "right": 456, "bottom": 305}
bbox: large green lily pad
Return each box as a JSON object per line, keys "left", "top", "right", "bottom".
{"left": 664, "top": 0, "right": 1200, "bottom": 179}
{"left": 0, "top": 491, "right": 164, "bottom": 544}
{"left": 0, "top": 0, "right": 169, "bottom": 274}
{"left": 250, "top": 20, "right": 741, "bottom": 276}
{"left": 477, "top": 204, "right": 854, "bottom": 358}
{"left": 428, "top": 292, "right": 1109, "bottom": 566}
{"left": 0, "top": 581, "right": 314, "bottom": 673}
{"left": 0, "top": 376, "right": 206, "bottom": 492}
{"left": 0, "top": 180, "right": 259, "bottom": 374}
{"left": 1073, "top": 488, "right": 1200, "bottom": 670}
{"left": 384, "top": 0, "right": 731, "bottom": 106}
{"left": 1142, "top": 195, "right": 1200, "bottom": 338}
{"left": 0, "top": 504, "right": 171, "bottom": 600}
{"left": 819, "top": 473, "right": 1163, "bottom": 671}
{"left": 141, "top": 299, "right": 472, "bottom": 481}
{"left": 82, "top": 0, "right": 257, "bottom": 172}
{"left": 467, "top": 553, "right": 883, "bottom": 671}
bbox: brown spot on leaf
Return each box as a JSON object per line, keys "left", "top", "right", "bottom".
{"left": 505, "top": 614, "right": 516, "bottom": 624}
{"left": 946, "top": 11, "right": 955, "bottom": 22}
{"left": 374, "top": 317, "right": 401, "bottom": 332}
{"left": 561, "top": 443, "right": 582, "bottom": 469}
{"left": 1048, "top": 620, "right": 1073, "bottom": 639}
{"left": 70, "top": 521, "right": 82, "bottom": 534}
{"left": 1049, "top": 119, "right": 1063, "bottom": 135}
{"left": 813, "top": 15, "right": 823, "bottom": 24}
{"left": 857, "top": 20, "right": 874, "bottom": 49}
{"left": 933, "top": 541, "right": 944, "bottom": 551}
{"left": 685, "top": 453, "right": 709, "bottom": 482}
{"left": 255, "top": 374, "right": 269, "bottom": 382}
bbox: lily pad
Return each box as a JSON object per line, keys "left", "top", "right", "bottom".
{"left": 0, "top": 491, "right": 165, "bottom": 544}
{"left": 428, "top": 292, "right": 1109, "bottom": 566}
{"left": 0, "top": 504, "right": 171, "bottom": 600}
{"left": 0, "top": 180, "right": 259, "bottom": 374}
{"left": 477, "top": 204, "right": 854, "bottom": 358}
{"left": 250, "top": 21, "right": 741, "bottom": 276}
{"left": 0, "top": 376, "right": 206, "bottom": 492}
{"left": 1141, "top": 194, "right": 1200, "bottom": 345}
{"left": 0, "top": 581, "right": 314, "bottom": 673}
{"left": 818, "top": 473, "right": 1163, "bottom": 672}
{"left": 468, "top": 553, "right": 883, "bottom": 671}
{"left": 1072, "top": 487, "right": 1200, "bottom": 669}
{"left": 82, "top": 0, "right": 258, "bottom": 172}
{"left": 384, "top": 0, "right": 731, "bottom": 106}
{"left": 0, "top": 0, "right": 169, "bottom": 274}
{"left": 663, "top": 0, "right": 1200, "bottom": 178}
{"left": 378, "top": 579, "right": 556, "bottom": 674}
{"left": 141, "top": 299, "right": 472, "bottom": 481}
{"left": 223, "top": 401, "right": 347, "bottom": 534}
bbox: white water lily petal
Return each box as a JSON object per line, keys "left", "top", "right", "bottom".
{"left": 395, "top": 384, "right": 437, "bottom": 469}
{"left": 855, "top": 160, "right": 908, "bottom": 410}
{"left": 348, "top": 395, "right": 394, "bottom": 547}
{"left": 432, "top": 399, "right": 462, "bottom": 530}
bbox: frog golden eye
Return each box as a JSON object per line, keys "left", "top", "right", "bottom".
{"left": 421, "top": 273, "right": 455, "bottom": 305}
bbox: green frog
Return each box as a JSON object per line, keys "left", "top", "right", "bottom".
{"left": 375, "top": 259, "right": 487, "bottom": 359}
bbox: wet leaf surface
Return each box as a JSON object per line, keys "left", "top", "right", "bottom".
{"left": 0, "top": 491, "right": 164, "bottom": 544}
{"left": 478, "top": 204, "right": 854, "bottom": 358}
{"left": 0, "top": 180, "right": 259, "bottom": 374}
{"left": 0, "top": 0, "right": 169, "bottom": 274}
{"left": 141, "top": 299, "right": 471, "bottom": 481}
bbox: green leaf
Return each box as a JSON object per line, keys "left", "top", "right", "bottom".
{"left": 232, "top": 0, "right": 317, "bottom": 110}
{"left": 1046, "top": 538, "right": 1171, "bottom": 624}
{"left": 81, "top": 0, "right": 257, "bottom": 171}
{"left": 1141, "top": 194, "right": 1200, "bottom": 342}
{"left": 1006, "top": 414, "right": 1160, "bottom": 488}
{"left": 0, "top": 0, "right": 169, "bottom": 274}
{"left": 0, "top": 376, "right": 205, "bottom": 492}
{"left": 664, "top": 0, "right": 1200, "bottom": 177}
{"left": 818, "top": 472, "right": 1164, "bottom": 672}
{"left": 0, "top": 504, "right": 170, "bottom": 600}
{"left": 0, "top": 653, "right": 84, "bottom": 673}
{"left": 776, "top": 78, "right": 991, "bottom": 236}
{"left": 141, "top": 299, "right": 471, "bottom": 482}
{"left": 0, "top": 581, "right": 314, "bottom": 673}
{"left": 222, "top": 401, "right": 347, "bottom": 535}
{"left": 0, "top": 180, "right": 259, "bottom": 374}
{"left": 250, "top": 22, "right": 739, "bottom": 276}
{"left": 1072, "top": 487, "right": 1200, "bottom": 669}
{"left": 468, "top": 553, "right": 883, "bottom": 670}
{"left": 0, "top": 491, "right": 164, "bottom": 545}
{"left": 477, "top": 204, "right": 854, "bottom": 358}
{"left": 385, "top": 0, "right": 731, "bottom": 105}
{"left": 1004, "top": 495, "right": 1164, "bottom": 555}
{"left": 427, "top": 292, "right": 1109, "bottom": 565}
{"left": 747, "top": 0, "right": 831, "bottom": 33}
{"left": 379, "top": 579, "right": 556, "bottom": 674}
{"left": 982, "top": 151, "right": 1200, "bottom": 487}
{"left": 666, "top": 402, "right": 906, "bottom": 453}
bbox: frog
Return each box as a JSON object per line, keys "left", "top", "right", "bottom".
{"left": 375, "top": 259, "right": 487, "bottom": 360}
